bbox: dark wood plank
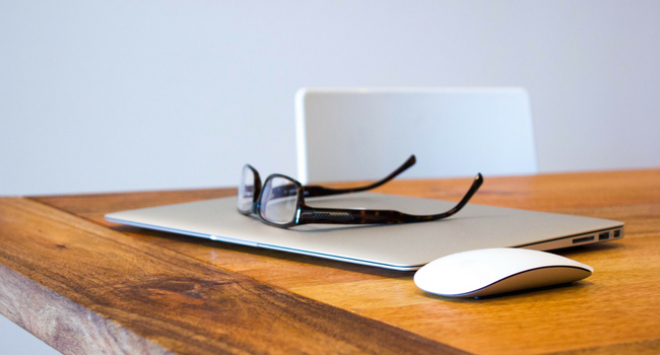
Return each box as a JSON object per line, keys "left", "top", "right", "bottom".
{"left": 0, "top": 198, "right": 468, "bottom": 355}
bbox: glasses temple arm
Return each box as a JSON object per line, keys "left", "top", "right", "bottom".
{"left": 297, "top": 173, "right": 483, "bottom": 225}
{"left": 435, "top": 172, "right": 483, "bottom": 218}
{"left": 302, "top": 155, "right": 416, "bottom": 198}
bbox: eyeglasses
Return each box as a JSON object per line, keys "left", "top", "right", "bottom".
{"left": 237, "top": 155, "right": 483, "bottom": 228}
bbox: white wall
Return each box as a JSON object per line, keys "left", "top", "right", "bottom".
{"left": 1, "top": 0, "right": 659, "bottom": 196}
{"left": 0, "top": 315, "right": 60, "bottom": 355}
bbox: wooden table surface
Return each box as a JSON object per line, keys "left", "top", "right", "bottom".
{"left": 1, "top": 169, "right": 659, "bottom": 354}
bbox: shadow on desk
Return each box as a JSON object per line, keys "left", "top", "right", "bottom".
{"left": 109, "top": 224, "right": 411, "bottom": 278}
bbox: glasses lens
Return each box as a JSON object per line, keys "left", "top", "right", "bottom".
{"left": 237, "top": 166, "right": 256, "bottom": 212}
{"left": 260, "top": 176, "right": 299, "bottom": 225}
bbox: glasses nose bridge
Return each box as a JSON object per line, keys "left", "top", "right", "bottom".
{"left": 251, "top": 167, "right": 263, "bottom": 202}
{"left": 250, "top": 182, "right": 262, "bottom": 215}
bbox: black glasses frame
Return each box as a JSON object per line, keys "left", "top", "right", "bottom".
{"left": 238, "top": 155, "right": 483, "bottom": 228}
{"left": 239, "top": 155, "right": 417, "bottom": 214}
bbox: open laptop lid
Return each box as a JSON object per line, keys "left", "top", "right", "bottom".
{"left": 105, "top": 193, "right": 623, "bottom": 271}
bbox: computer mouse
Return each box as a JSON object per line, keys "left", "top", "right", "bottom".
{"left": 414, "top": 248, "right": 593, "bottom": 298}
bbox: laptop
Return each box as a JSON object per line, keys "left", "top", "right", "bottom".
{"left": 105, "top": 192, "right": 624, "bottom": 271}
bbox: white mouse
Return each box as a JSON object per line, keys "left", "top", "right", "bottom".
{"left": 414, "top": 248, "right": 593, "bottom": 298}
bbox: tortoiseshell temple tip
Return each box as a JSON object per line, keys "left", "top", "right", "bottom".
{"left": 470, "top": 173, "right": 484, "bottom": 193}
{"left": 475, "top": 173, "right": 484, "bottom": 189}
{"left": 394, "top": 155, "right": 416, "bottom": 175}
{"left": 408, "top": 155, "right": 417, "bottom": 166}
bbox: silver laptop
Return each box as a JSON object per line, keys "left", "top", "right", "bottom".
{"left": 105, "top": 193, "right": 623, "bottom": 271}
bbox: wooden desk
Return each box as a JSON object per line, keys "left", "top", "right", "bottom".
{"left": 1, "top": 170, "right": 659, "bottom": 354}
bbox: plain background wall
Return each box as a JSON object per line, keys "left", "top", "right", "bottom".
{"left": 0, "top": 316, "right": 60, "bottom": 355}
{"left": 1, "top": 1, "right": 659, "bottom": 352}
{"left": 2, "top": 1, "right": 660, "bottom": 196}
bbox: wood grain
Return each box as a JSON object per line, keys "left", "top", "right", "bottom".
{"left": 25, "top": 169, "right": 660, "bottom": 354}
{"left": 0, "top": 198, "right": 466, "bottom": 355}
{"left": 0, "top": 263, "right": 166, "bottom": 355}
